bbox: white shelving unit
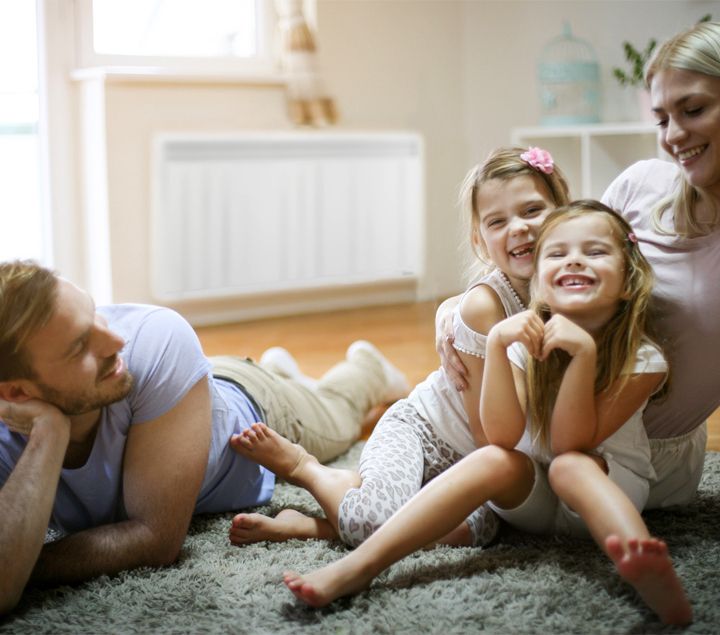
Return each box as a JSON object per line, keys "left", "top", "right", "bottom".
{"left": 511, "top": 123, "right": 664, "bottom": 200}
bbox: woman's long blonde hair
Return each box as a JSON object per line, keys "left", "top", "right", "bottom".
{"left": 525, "top": 201, "right": 661, "bottom": 451}
{"left": 645, "top": 21, "right": 720, "bottom": 236}
{"left": 458, "top": 146, "right": 570, "bottom": 283}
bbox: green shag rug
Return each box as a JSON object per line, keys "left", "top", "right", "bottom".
{"left": 3, "top": 448, "right": 719, "bottom": 634}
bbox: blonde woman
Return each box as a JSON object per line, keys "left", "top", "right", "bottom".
{"left": 440, "top": 20, "right": 720, "bottom": 512}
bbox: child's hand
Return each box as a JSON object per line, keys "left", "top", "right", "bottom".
{"left": 540, "top": 314, "right": 595, "bottom": 360}
{"left": 436, "top": 298, "right": 469, "bottom": 391}
{"left": 489, "top": 310, "right": 545, "bottom": 358}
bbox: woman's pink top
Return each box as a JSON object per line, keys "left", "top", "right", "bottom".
{"left": 603, "top": 159, "right": 720, "bottom": 439}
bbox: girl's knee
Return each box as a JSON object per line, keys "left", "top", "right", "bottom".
{"left": 549, "top": 451, "right": 603, "bottom": 491}
{"left": 337, "top": 489, "right": 398, "bottom": 548}
{"left": 479, "top": 445, "right": 533, "bottom": 482}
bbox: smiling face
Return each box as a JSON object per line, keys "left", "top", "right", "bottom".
{"left": 534, "top": 213, "right": 627, "bottom": 332}
{"left": 651, "top": 67, "right": 720, "bottom": 200}
{"left": 474, "top": 175, "right": 555, "bottom": 301}
{"left": 22, "top": 279, "right": 133, "bottom": 418}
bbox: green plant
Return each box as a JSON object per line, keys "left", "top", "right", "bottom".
{"left": 612, "top": 39, "right": 657, "bottom": 88}
{"left": 612, "top": 14, "right": 713, "bottom": 88}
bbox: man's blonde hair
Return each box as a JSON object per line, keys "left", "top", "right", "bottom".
{"left": 0, "top": 260, "right": 58, "bottom": 381}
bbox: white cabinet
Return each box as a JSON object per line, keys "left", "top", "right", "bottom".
{"left": 511, "top": 123, "right": 664, "bottom": 200}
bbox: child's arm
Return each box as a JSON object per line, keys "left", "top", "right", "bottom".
{"left": 541, "top": 314, "right": 597, "bottom": 454}
{"left": 588, "top": 373, "right": 665, "bottom": 447}
{"left": 544, "top": 315, "right": 664, "bottom": 454}
{"left": 480, "top": 311, "right": 544, "bottom": 448}
{"left": 456, "top": 286, "right": 506, "bottom": 446}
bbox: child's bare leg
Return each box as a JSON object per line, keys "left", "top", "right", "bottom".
{"left": 283, "top": 446, "right": 534, "bottom": 607}
{"left": 549, "top": 452, "right": 692, "bottom": 625}
{"left": 230, "top": 423, "right": 360, "bottom": 533}
{"left": 228, "top": 421, "right": 479, "bottom": 546}
{"left": 229, "top": 509, "right": 336, "bottom": 544}
{"left": 436, "top": 521, "right": 473, "bottom": 547}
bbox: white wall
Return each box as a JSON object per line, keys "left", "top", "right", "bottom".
{"left": 461, "top": 0, "right": 720, "bottom": 166}
{"left": 53, "top": 0, "right": 720, "bottom": 322}
{"left": 317, "top": 0, "right": 467, "bottom": 302}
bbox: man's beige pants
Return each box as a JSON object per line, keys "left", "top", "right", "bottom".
{"left": 210, "top": 349, "right": 386, "bottom": 463}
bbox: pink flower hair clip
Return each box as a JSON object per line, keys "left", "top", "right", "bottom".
{"left": 520, "top": 147, "right": 554, "bottom": 174}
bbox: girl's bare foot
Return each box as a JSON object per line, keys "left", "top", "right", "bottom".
{"left": 229, "top": 509, "right": 336, "bottom": 545}
{"left": 283, "top": 557, "right": 374, "bottom": 608}
{"left": 230, "top": 422, "right": 316, "bottom": 485}
{"left": 606, "top": 535, "right": 693, "bottom": 625}
{"left": 230, "top": 422, "right": 361, "bottom": 533}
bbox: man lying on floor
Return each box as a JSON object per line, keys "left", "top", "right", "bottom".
{"left": 0, "top": 259, "right": 408, "bottom": 614}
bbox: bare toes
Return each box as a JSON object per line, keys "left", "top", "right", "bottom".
{"left": 231, "top": 513, "right": 255, "bottom": 529}
{"left": 283, "top": 572, "right": 303, "bottom": 588}
{"left": 237, "top": 435, "right": 253, "bottom": 447}
{"left": 605, "top": 535, "right": 624, "bottom": 563}
{"left": 250, "top": 422, "right": 266, "bottom": 436}
{"left": 230, "top": 434, "right": 251, "bottom": 451}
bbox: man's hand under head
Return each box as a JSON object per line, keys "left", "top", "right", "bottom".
{"left": 0, "top": 397, "right": 70, "bottom": 438}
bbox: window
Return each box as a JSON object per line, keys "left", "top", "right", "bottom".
{"left": 74, "top": 0, "right": 278, "bottom": 75}
{"left": 0, "top": 0, "right": 48, "bottom": 262}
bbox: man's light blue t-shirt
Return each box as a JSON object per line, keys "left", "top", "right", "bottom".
{"left": 0, "top": 304, "right": 275, "bottom": 534}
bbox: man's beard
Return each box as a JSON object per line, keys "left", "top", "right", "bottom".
{"left": 36, "top": 370, "right": 134, "bottom": 416}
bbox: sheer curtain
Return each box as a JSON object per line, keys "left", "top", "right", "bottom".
{"left": 275, "top": 0, "right": 337, "bottom": 126}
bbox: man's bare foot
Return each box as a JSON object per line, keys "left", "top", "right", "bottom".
{"left": 230, "top": 422, "right": 316, "bottom": 485}
{"left": 283, "top": 557, "right": 374, "bottom": 608}
{"left": 346, "top": 340, "right": 410, "bottom": 403}
{"left": 606, "top": 535, "right": 693, "bottom": 625}
{"left": 229, "top": 509, "right": 337, "bottom": 545}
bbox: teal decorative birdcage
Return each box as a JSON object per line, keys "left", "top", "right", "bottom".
{"left": 538, "top": 23, "right": 600, "bottom": 125}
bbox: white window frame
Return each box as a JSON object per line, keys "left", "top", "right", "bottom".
{"left": 72, "top": 0, "right": 280, "bottom": 77}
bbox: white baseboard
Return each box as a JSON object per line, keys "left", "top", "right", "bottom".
{"left": 169, "top": 280, "right": 421, "bottom": 327}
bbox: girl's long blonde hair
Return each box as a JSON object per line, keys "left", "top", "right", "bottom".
{"left": 458, "top": 146, "right": 570, "bottom": 283}
{"left": 525, "top": 201, "right": 661, "bottom": 451}
{"left": 645, "top": 21, "right": 720, "bottom": 236}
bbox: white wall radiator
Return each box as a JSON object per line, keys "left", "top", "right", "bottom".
{"left": 151, "top": 132, "right": 424, "bottom": 302}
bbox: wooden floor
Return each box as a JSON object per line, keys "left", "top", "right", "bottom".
{"left": 195, "top": 301, "right": 720, "bottom": 452}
